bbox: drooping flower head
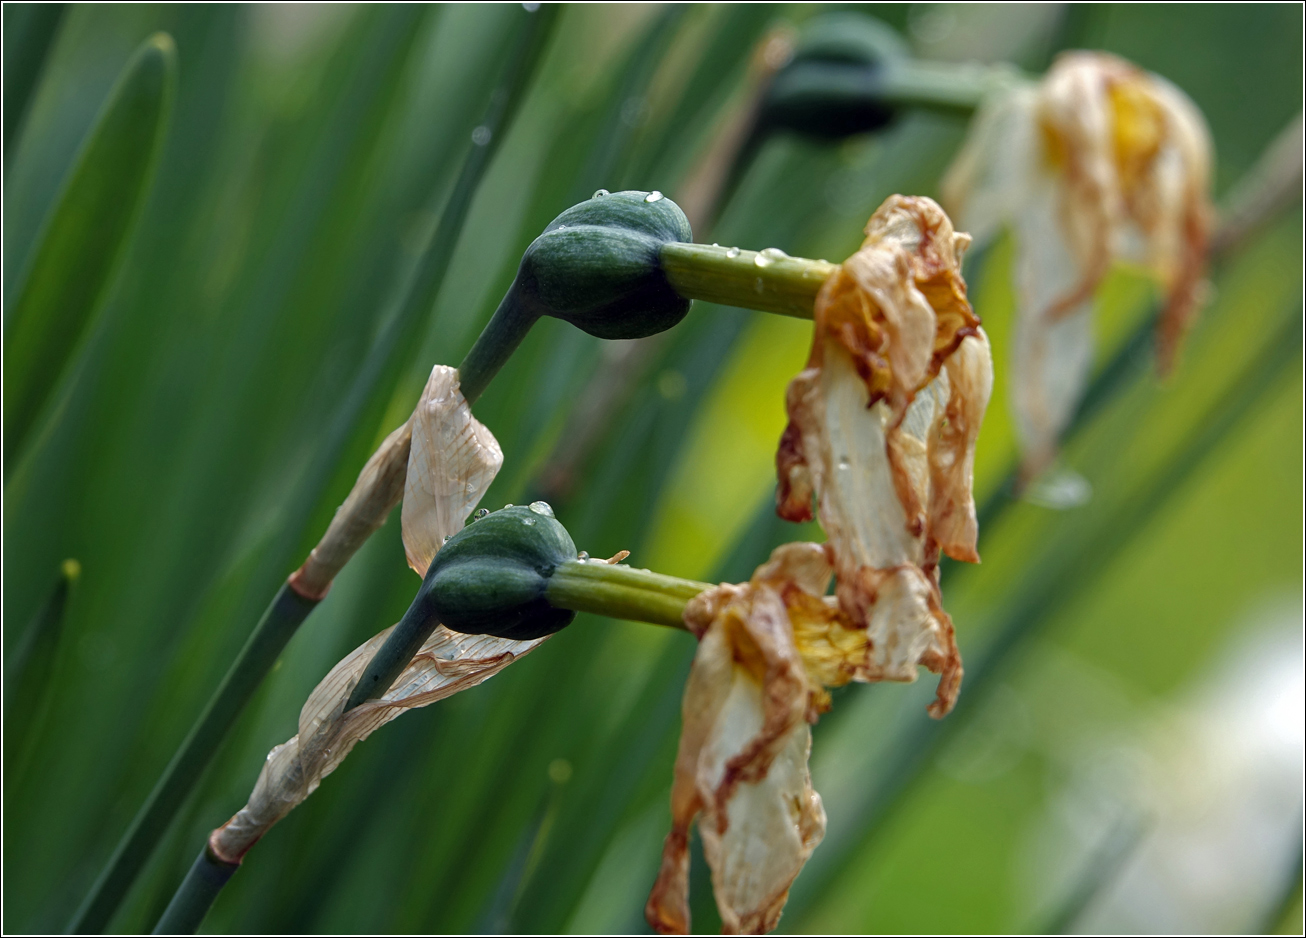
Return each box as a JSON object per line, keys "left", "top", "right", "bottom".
{"left": 942, "top": 51, "right": 1213, "bottom": 478}
{"left": 777, "top": 194, "right": 992, "bottom": 719}
{"left": 649, "top": 196, "right": 992, "bottom": 935}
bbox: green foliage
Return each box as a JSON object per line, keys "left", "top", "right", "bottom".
{"left": 3, "top": 31, "right": 175, "bottom": 473}
{"left": 2, "top": 4, "right": 1300, "bottom": 935}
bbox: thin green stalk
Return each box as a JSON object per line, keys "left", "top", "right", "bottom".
{"left": 455, "top": 285, "right": 540, "bottom": 405}
{"left": 70, "top": 10, "right": 558, "bottom": 933}
{"left": 346, "top": 559, "right": 707, "bottom": 711}
{"left": 150, "top": 845, "right": 239, "bottom": 936}
{"left": 544, "top": 560, "right": 707, "bottom": 629}
{"left": 658, "top": 241, "right": 835, "bottom": 318}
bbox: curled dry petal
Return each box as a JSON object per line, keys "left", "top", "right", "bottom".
{"left": 402, "top": 364, "right": 504, "bottom": 576}
{"left": 649, "top": 544, "right": 832, "bottom": 935}
{"left": 211, "top": 626, "right": 545, "bottom": 863}
{"left": 775, "top": 195, "right": 990, "bottom": 719}
{"left": 942, "top": 51, "right": 1212, "bottom": 477}
{"left": 289, "top": 420, "right": 413, "bottom": 600}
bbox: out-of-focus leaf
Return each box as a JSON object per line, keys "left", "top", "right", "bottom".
{"left": 3, "top": 31, "right": 175, "bottom": 474}
{"left": 2, "top": 2, "right": 67, "bottom": 171}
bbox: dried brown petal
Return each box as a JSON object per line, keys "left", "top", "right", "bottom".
{"left": 773, "top": 195, "right": 988, "bottom": 718}
{"left": 211, "top": 626, "right": 545, "bottom": 863}
{"left": 648, "top": 546, "right": 831, "bottom": 935}
{"left": 401, "top": 364, "right": 503, "bottom": 576}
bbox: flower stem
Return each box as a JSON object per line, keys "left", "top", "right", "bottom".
{"left": 150, "top": 844, "right": 239, "bottom": 936}
{"left": 658, "top": 242, "right": 835, "bottom": 319}
{"left": 74, "top": 9, "right": 559, "bottom": 933}
{"left": 868, "top": 59, "right": 1012, "bottom": 115}
{"left": 544, "top": 560, "right": 709, "bottom": 629}
{"left": 455, "top": 284, "right": 540, "bottom": 405}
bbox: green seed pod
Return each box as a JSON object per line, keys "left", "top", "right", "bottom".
{"left": 759, "top": 14, "right": 909, "bottom": 138}
{"left": 517, "top": 189, "right": 693, "bottom": 339}
{"left": 424, "top": 502, "right": 577, "bottom": 641}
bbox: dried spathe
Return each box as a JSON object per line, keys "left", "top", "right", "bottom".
{"left": 401, "top": 365, "right": 504, "bottom": 576}
{"left": 942, "top": 51, "right": 1212, "bottom": 478}
{"left": 211, "top": 626, "right": 543, "bottom": 863}
{"left": 214, "top": 365, "right": 509, "bottom": 860}
{"left": 776, "top": 195, "right": 991, "bottom": 719}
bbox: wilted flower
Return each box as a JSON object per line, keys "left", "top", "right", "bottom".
{"left": 213, "top": 364, "right": 513, "bottom": 861}
{"left": 648, "top": 196, "right": 992, "bottom": 935}
{"left": 777, "top": 194, "right": 991, "bottom": 719}
{"left": 942, "top": 51, "right": 1213, "bottom": 478}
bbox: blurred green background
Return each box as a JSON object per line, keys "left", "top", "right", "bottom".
{"left": 3, "top": 3, "right": 1301, "bottom": 934}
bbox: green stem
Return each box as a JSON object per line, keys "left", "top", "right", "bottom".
{"left": 872, "top": 59, "right": 1011, "bottom": 114}
{"left": 455, "top": 285, "right": 540, "bottom": 404}
{"left": 344, "top": 579, "right": 439, "bottom": 711}
{"left": 74, "top": 10, "right": 558, "bottom": 934}
{"left": 544, "top": 560, "right": 708, "bottom": 629}
{"left": 151, "top": 845, "right": 239, "bottom": 936}
{"left": 347, "top": 559, "right": 708, "bottom": 710}
{"left": 70, "top": 585, "right": 319, "bottom": 934}
{"left": 659, "top": 242, "right": 835, "bottom": 319}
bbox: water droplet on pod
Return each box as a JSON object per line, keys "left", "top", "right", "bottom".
{"left": 577, "top": 551, "right": 590, "bottom": 561}
{"left": 443, "top": 534, "right": 452, "bottom": 542}
{"left": 726, "top": 246, "right": 741, "bottom": 258}
{"left": 760, "top": 247, "right": 790, "bottom": 260}
{"left": 593, "top": 188, "right": 609, "bottom": 198}
{"left": 644, "top": 190, "right": 663, "bottom": 202}
{"left": 475, "top": 508, "right": 490, "bottom": 519}
{"left": 522, "top": 517, "right": 536, "bottom": 526}
{"left": 529, "top": 501, "right": 554, "bottom": 518}
{"left": 753, "top": 252, "right": 772, "bottom": 268}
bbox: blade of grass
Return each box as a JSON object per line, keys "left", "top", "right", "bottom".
{"left": 2, "top": 31, "right": 175, "bottom": 477}
{"left": 3, "top": 558, "right": 80, "bottom": 785}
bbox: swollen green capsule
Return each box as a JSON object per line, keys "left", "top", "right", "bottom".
{"left": 424, "top": 502, "right": 577, "bottom": 640}
{"left": 457, "top": 190, "right": 693, "bottom": 402}
{"left": 518, "top": 189, "right": 693, "bottom": 339}
{"left": 759, "top": 14, "right": 910, "bottom": 138}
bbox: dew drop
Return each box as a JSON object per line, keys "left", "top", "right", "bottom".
{"left": 529, "top": 500, "right": 554, "bottom": 518}
{"left": 837, "top": 456, "right": 852, "bottom": 470}
{"left": 471, "top": 125, "right": 492, "bottom": 147}
{"left": 577, "top": 550, "right": 591, "bottom": 561}
{"left": 475, "top": 508, "right": 490, "bottom": 519}
{"left": 503, "top": 504, "right": 515, "bottom": 509}
{"left": 753, "top": 252, "right": 773, "bottom": 268}
{"left": 725, "top": 246, "right": 741, "bottom": 259}
{"left": 593, "top": 188, "right": 609, "bottom": 198}
{"left": 760, "top": 247, "right": 790, "bottom": 260}
{"left": 443, "top": 534, "right": 452, "bottom": 542}
{"left": 644, "top": 190, "right": 663, "bottom": 203}
{"left": 522, "top": 517, "right": 536, "bottom": 526}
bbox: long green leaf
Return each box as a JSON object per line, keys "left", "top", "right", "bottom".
{"left": 2, "top": 31, "right": 174, "bottom": 475}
